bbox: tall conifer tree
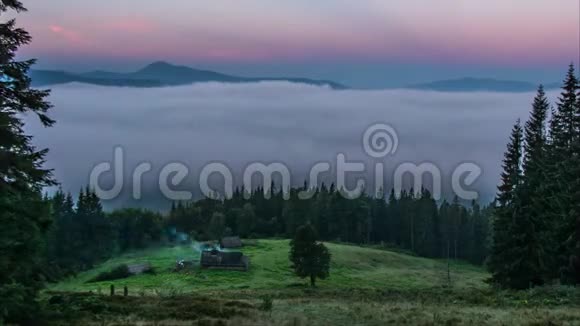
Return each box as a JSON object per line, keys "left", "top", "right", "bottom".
{"left": 488, "top": 121, "right": 526, "bottom": 288}
{"left": 519, "top": 86, "right": 551, "bottom": 280}
{"left": 547, "top": 65, "right": 579, "bottom": 275}
{"left": 0, "top": 0, "right": 55, "bottom": 321}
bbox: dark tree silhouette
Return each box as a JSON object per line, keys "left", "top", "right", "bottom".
{"left": 289, "top": 224, "right": 331, "bottom": 287}
{"left": 487, "top": 121, "right": 527, "bottom": 288}
{"left": 0, "top": 0, "right": 55, "bottom": 321}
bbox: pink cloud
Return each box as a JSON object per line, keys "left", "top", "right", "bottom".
{"left": 48, "top": 25, "right": 85, "bottom": 44}
{"left": 49, "top": 25, "right": 64, "bottom": 33}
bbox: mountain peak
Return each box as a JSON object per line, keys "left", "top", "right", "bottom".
{"left": 139, "top": 61, "right": 184, "bottom": 72}
{"left": 31, "top": 62, "right": 347, "bottom": 89}
{"left": 146, "top": 61, "right": 176, "bottom": 68}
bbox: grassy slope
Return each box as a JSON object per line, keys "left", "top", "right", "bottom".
{"left": 48, "top": 240, "right": 580, "bottom": 325}
{"left": 50, "top": 239, "right": 486, "bottom": 293}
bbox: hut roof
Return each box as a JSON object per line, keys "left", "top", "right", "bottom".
{"left": 200, "top": 249, "right": 249, "bottom": 270}
{"left": 220, "top": 236, "right": 243, "bottom": 248}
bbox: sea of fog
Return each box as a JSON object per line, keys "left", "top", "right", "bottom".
{"left": 25, "top": 82, "right": 559, "bottom": 210}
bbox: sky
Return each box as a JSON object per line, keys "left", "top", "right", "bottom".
{"left": 8, "top": 0, "right": 580, "bottom": 87}
{"left": 26, "top": 82, "right": 558, "bottom": 210}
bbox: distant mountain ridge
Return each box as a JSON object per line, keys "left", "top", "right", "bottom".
{"left": 408, "top": 77, "right": 560, "bottom": 92}
{"left": 29, "top": 63, "right": 560, "bottom": 92}
{"left": 30, "top": 61, "right": 347, "bottom": 89}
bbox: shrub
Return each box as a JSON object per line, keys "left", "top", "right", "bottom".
{"left": 258, "top": 296, "right": 273, "bottom": 312}
{"left": 88, "top": 265, "right": 131, "bottom": 283}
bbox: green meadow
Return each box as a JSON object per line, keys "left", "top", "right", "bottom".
{"left": 45, "top": 240, "right": 580, "bottom": 325}
{"left": 50, "top": 240, "right": 486, "bottom": 293}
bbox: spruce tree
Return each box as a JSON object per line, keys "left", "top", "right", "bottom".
{"left": 523, "top": 86, "right": 549, "bottom": 171}
{"left": 488, "top": 121, "right": 526, "bottom": 288}
{"left": 46, "top": 190, "right": 77, "bottom": 276}
{"left": 371, "top": 188, "right": 389, "bottom": 244}
{"left": 387, "top": 189, "right": 401, "bottom": 245}
{"left": 469, "top": 201, "right": 489, "bottom": 264}
{"left": 519, "top": 86, "right": 552, "bottom": 279}
{"left": 209, "top": 212, "right": 226, "bottom": 240}
{"left": 76, "top": 187, "right": 115, "bottom": 267}
{"left": 547, "top": 65, "right": 579, "bottom": 276}
{"left": 565, "top": 65, "right": 580, "bottom": 283}
{"left": 552, "top": 64, "right": 578, "bottom": 152}
{"left": 448, "top": 196, "right": 462, "bottom": 259}
{"left": 0, "top": 0, "right": 55, "bottom": 321}
{"left": 289, "top": 224, "right": 331, "bottom": 287}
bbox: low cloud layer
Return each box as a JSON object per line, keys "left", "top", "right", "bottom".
{"left": 26, "top": 82, "right": 556, "bottom": 209}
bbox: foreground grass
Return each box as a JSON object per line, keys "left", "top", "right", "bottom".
{"left": 267, "top": 298, "right": 580, "bottom": 326}
{"left": 44, "top": 287, "right": 580, "bottom": 325}
{"left": 45, "top": 240, "right": 580, "bottom": 325}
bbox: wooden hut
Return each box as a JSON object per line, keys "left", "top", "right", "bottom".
{"left": 200, "top": 249, "right": 249, "bottom": 271}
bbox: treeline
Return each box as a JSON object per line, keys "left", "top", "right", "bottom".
{"left": 488, "top": 65, "right": 580, "bottom": 289}
{"left": 45, "top": 188, "right": 164, "bottom": 279}
{"left": 42, "top": 182, "right": 491, "bottom": 284}
{"left": 168, "top": 186, "right": 492, "bottom": 264}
